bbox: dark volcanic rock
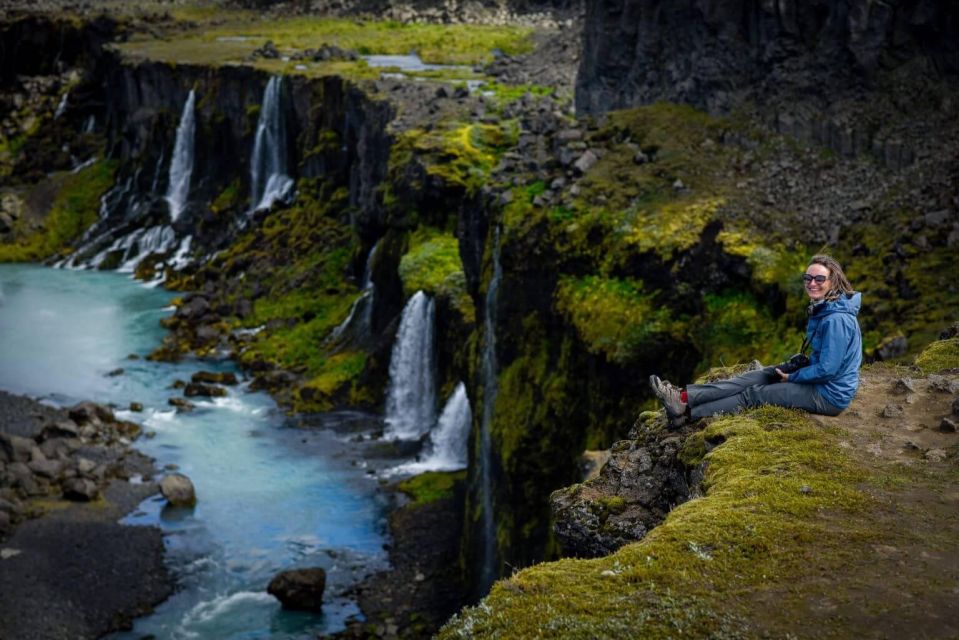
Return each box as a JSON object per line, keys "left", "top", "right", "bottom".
{"left": 577, "top": 0, "right": 959, "bottom": 117}
{"left": 550, "top": 412, "right": 693, "bottom": 558}
{"left": 267, "top": 567, "right": 327, "bottom": 611}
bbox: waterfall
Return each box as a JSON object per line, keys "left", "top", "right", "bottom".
{"left": 54, "top": 92, "right": 68, "bottom": 119}
{"left": 383, "top": 291, "right": 436, "bottom": 441}
{"left": 327, "top": 242, "right": 379, "bottom": 346}
{"left": 478, "top": 228, "right": 502, "bottom": 593}
{"left": 250, "top": 77, "right": 293, "bottom": 212}
{"left": 82, "top": 115, "right": 95, "bottom": 133}
{"left": 390, "top": 383, "right": 471, "bottom": 475}
{"left": 165, "top": 90, "right": 196, "bottom": 222}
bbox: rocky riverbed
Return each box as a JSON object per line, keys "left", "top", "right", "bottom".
{"left": 0, "top": 390, "right": 172, "bottom": 640}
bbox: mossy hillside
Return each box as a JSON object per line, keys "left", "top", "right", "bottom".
{"left": 399, "top": 227, "right": 475, "bottom": 323}
{"left": 553, "top": 275, "right": 676, "bottom": 365}
{"left": 0, "top": 160, "right": 116, "bottom": 262}
{"left": 440, "top": 406, "right": 941, "bottom": 639}
{"left": 205, "top": 183, "right": 374, "bottom": 410}
{"left": 914, "top": 338, "right": 959, "bottom": 374}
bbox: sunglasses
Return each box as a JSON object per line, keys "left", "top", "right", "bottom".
{"left": 802, "top": 274, "right": 829, "bottom": 284}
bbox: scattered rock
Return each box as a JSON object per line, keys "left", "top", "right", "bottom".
{"left": 129, "top": 402, "right": 144, "bottom": 412}
{"left": 875, "top": 335, "right": 908, "bottom": 360}
{"left": 267, "top": 568, "right": 327, "bottom": 611}
{"left": 192, "top": 371, "right": 239, "bottom": 387}
{"left": 924, "top": 449, "right": 948, "bottom": 462}
{"left": 940, "top": 418, "right": 957, "bottom": 433}
{"left": 892, "top": 378, "right": 916, "bottom": 394}
{"left": 953, "top": 397, "right": 959, "bottom": 416}
{"left": 160, "top": 473, "right": 196, "bottom": 507}
{"left": 184, "top": 382, "right": 228, "bottom": 398}
{"left": 63, "top": 477, "right": 99, "bottom": 501}
{"left": 168, "top": 397, "right": 195, "bottom": 412}
{"left": 573, "top": 150, "right": 598, "bottom": 174}
{"left": 928, "top": 375, "right": 959, "bottom": 394}
{"left": 881, "top": 404, "right": 904, "bottom": 418}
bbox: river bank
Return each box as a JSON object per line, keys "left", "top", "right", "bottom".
{"left": 0, "top": 389, "right": 173, "bottom": 640}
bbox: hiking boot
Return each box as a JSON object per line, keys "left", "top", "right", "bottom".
{"left": 649, "top": 375, "right": 688, "bottom": 423}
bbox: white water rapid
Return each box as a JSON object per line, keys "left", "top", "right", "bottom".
{"left": 250, "top": 76, "right": 293, "bottom": 212}
{"left": 383, "top": 291, "right": 436, "bottom": 441}
{"left": 165, "top": 90, "right": 196, "bottom": 222}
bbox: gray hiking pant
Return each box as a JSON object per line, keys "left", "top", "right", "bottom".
{"left": 686, "top": 367, "right": 843, "bottom": 420}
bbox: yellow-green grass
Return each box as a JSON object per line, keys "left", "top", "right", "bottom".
{"left": 914, "top": 338, "right": 959, "bottom": 374}
{"left": 0, "top": 160, "right": 116, "bottom": 262}
{"left": 440, "top": 406, "right": 930, "bottom": 639}
{"left": 112, "top": 16, "right": 532, "bottom": 75}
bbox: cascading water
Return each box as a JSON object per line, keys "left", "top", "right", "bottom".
{"left": 165, "top": 90, "right": 196, "bottom": 223}
{"left": 327, "top": 242, "right": 378, "bottom": 346}
{"left": 383, "top": 291, "right": 436, "bottom": 441}
{"left": 250, "top": 77, "right": 293, "bottom": 212}
{"left": 391, "top": 382, "right": 471, "bottom": 475}
{"left": 478, "top": 227, "right": 502, "bottom": 593}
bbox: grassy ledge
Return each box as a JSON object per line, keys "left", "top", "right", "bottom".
{"left": 439, "top": 404, "right": 954, "bottom": 639}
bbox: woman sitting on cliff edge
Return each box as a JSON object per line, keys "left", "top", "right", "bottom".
{"left": 650, "top": 254, "right": 863, "bottom": 427}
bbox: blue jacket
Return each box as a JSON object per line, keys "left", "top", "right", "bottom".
{"left": 789, "top": 292, "right": 863, "bottom": 409}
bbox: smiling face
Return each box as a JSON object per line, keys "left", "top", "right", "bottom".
{"left": 804, "top": 263, "right": 831, "bottom": 301}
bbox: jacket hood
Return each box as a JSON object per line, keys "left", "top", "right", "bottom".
{"left": 814, "top": 292, "right": 861, "bottom": 317}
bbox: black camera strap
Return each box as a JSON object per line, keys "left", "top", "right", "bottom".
{"left": 799, "top": 335, "right": 811, "bottom": 355}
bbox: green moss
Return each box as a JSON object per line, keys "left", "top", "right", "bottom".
{"left": 554, "top": 275, "right": 675, "bottom": 365}
{"left": 689, "top": 291, "right": 795, "bottom": 370}
{"left": 397, "top": 470, "right": 467, "bottom": 507}
{"left": 439, "top": 407, "right": 898, "bottom": 639}
{"left": 914, "top": 338, "right": 959, "bottom": 374}
{"left": 0, "top": 160, "right": 117, "bottom": 262}
{"left": 294, "top": 351, "right": 368, "bottom": 412}
{"left": 398, "top": 227, "right": 475, "bottom": 322}
{"left": 210, "top": 179, "right": 243, "bottom": 214}
{"left": 391, "top": 123, "right": 500, "bottom": 196}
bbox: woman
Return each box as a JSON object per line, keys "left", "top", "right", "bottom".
{"left": 650, "top": 254, "right": 863, "bottom": 426}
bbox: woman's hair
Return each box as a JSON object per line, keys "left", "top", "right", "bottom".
{"left": 808, "top": 254, "right": 855, "bottom": 299}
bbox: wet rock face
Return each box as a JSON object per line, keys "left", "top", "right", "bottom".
{"left": 576, "top": 0, "right": 959, "bottom": 117}
{"left": 267, "top": 567, "right": 326, "bottom": 611}
{"left": 550, "top": 416, "right": 693, "bottom": 558}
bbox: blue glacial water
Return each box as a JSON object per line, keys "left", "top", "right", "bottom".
{"left": 0, "top": 264, "right": 388, "bottom": 639}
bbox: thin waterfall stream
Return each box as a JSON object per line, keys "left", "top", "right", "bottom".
{"left": 0, "top": 265, "right": 387, "bottom": 639}
{"left": 165, "top": 89, "right": 195, "bottom": 223}
{"left": 250, "top": 76, "right": 294, "bottom": 212}
{"left": 383, "top": 291, "right": 437, "bottom": 441}
{"left": 478, "top": 228, "right": 502, "bottom": 593}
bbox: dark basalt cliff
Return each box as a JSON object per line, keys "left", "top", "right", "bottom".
{"left": 578, "top": 0, "right": 959, "bottom": 116}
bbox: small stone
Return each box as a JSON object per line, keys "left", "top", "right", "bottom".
{"left": 0, "top": 547, "right": 21, "bottom": 560}
{"left": 892, "top": 378, "right": 916, "bottom": 394}
{"left": 928, "top": 375, "right": 959, "bottom": 394}
{"left": 940, "top": 418, "right": 957, "bottom": 433}
{"left": 130, "top": 402, "right": 144, "bottom": 412}
{"left": 168, "top": 397, "right": 195, "bottom": 412}
{"left": 672, "top": 178, "right": 686, "bottom": 191}
{"left": 924, "top": 449, "right": 948, "bottom": 462}
{"left": 106, "top": 368, "right": 124, "bottom": 377}
{"left": 76, "top": 458, "right": 96, "bottom": 475}
{"left": 881, "top": 404, "right": 905, "bottom": 418}
{"left": 573, "top": 150, "right": 598, "bottom": 175}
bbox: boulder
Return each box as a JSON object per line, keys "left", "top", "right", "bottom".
{"left": 160, "top": 473, "right": 196, "bottom": 507}
{"left": 28, "top": 459, "right": 63, "bottom": 480}
{"left": 184, "top": 382, "right": 227, "bottom": 398}
{"left": 940, "top": 418, "right": 957, "bottom": 433}
{"left": 68, "top": 401, "right": 114, "bottom": 425}
{"left": 40, "top": 420, "right": 79, "bottom": 440}
{"left": 191, "top": 371, "right": 239, "bottom": 386}
{"left": 573, "top": 150, "right": 598, "bottom": 175}
{"left": 63, "top": 478, "right": 99, "bottom": 501}
{"left": 267, "top": 568, "right": 327, "bottom": 611}
{"left": 168, "top": 397, "right": 195, "bottom": 412}
{"left": 0, "top": 434, "right": 37, "bottom": 464}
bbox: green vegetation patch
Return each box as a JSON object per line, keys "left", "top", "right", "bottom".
{"left": 397, "top": 470, "right": 467, "bottom": 507}
{"left": 440, "top": 406, "right": 901, "bottom": 639}
{"left": 114, "top": 16, "right": 532, "bottom": 75}
{"left": 914, "top": 338, "right": 959, "bottom": 374}
{"left": 689, "top": 291, "right": 796, "bottom": 370}
{"left": 0, "top": 160, "right": 117, "bottom": 262}
{"left": 399, "top": 227, "right": 474, "bottom": 321}
{"left": 554, "top": 275, "right": 674, "bottom": 365}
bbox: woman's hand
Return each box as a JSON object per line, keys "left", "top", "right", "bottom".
{"left": 775, "top": 368, "right": 790, "bottom": 382}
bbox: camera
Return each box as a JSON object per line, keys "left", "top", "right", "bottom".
{"left": 777, "top": 353, "right": 810, "bottom": 375}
